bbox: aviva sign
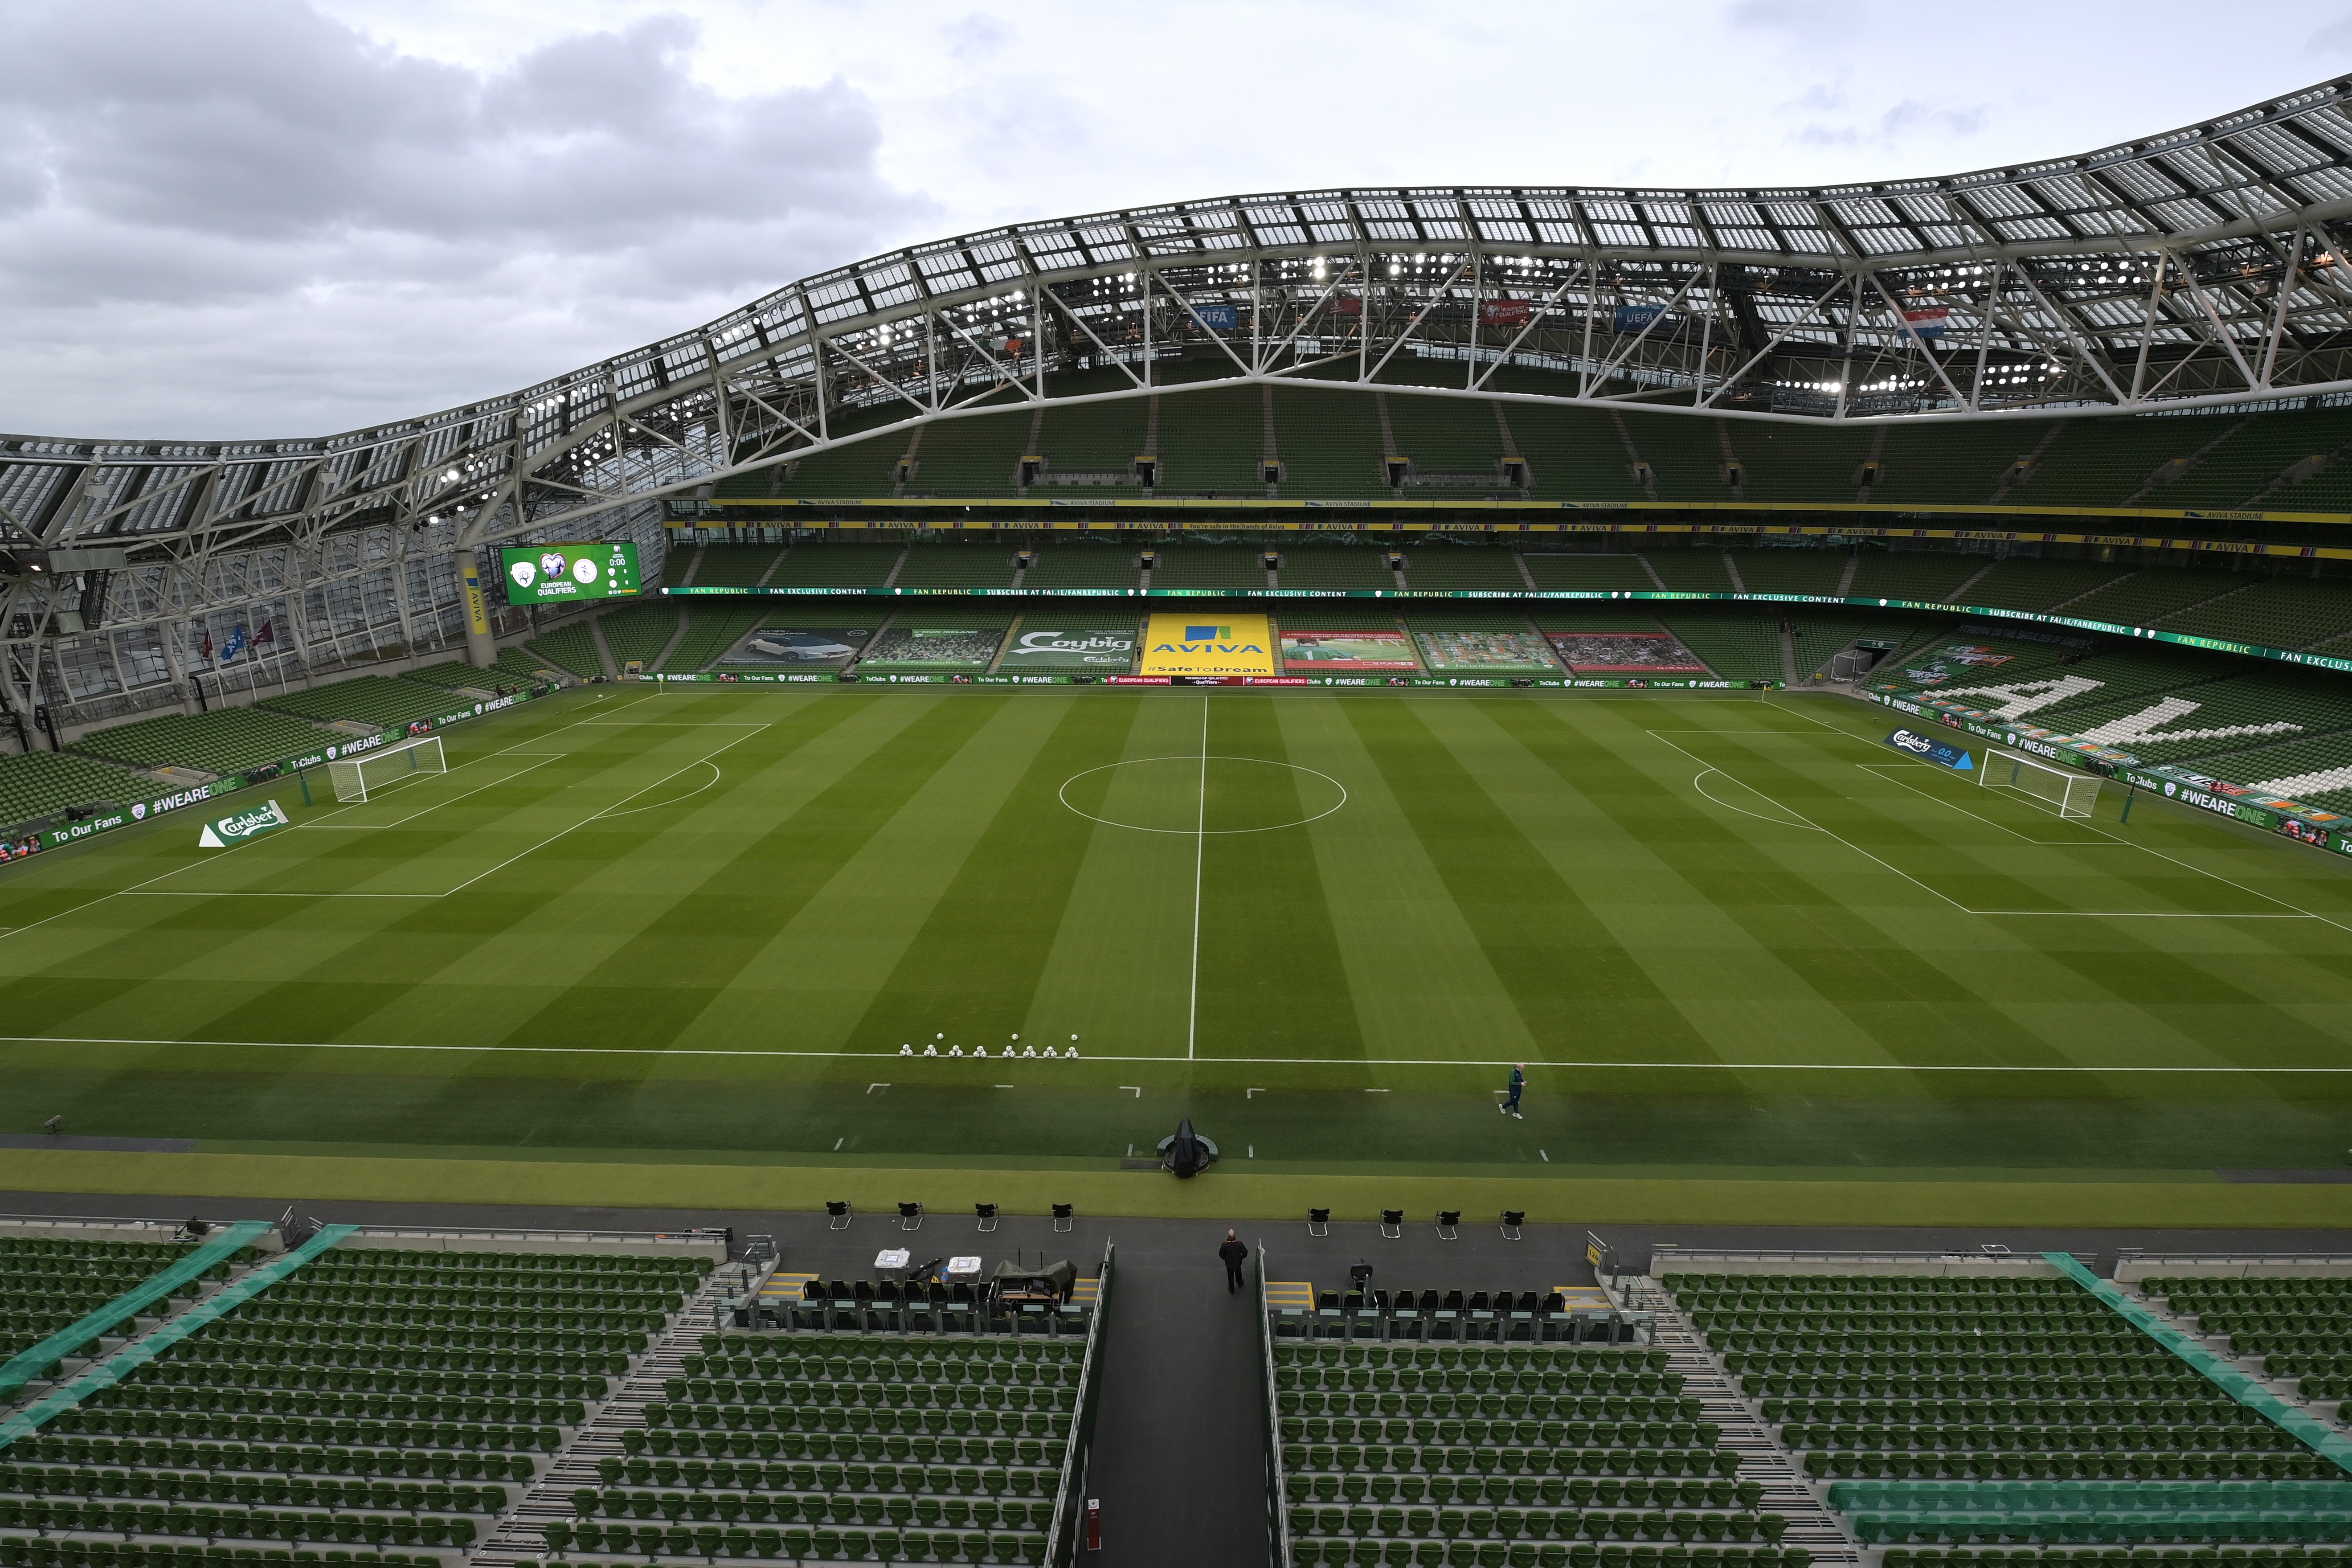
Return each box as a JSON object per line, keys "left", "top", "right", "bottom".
{"left": 1139, "top": 613, "right": 1277, "bottom": 678}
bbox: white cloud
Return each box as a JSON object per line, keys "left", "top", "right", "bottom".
{"left": 0, "top": 0, "right": 2327, "bottom": 436}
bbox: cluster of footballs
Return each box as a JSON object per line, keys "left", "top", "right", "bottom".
{"left": 899, "top": 1033, "right": 1080, "bottom": 1058}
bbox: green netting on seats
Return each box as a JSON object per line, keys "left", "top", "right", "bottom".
{"left": 1833, "top": 1478, "right": 2352, "bottom": 1515}
{"left": 0, "top": 1219, "right": 269, "bottom": 1399}
{"left": 2043, "top": 1251, "right": 2352, "bottom": 1477}
{"left": 0, "top": 1222, "right": 352, "bottom": 1446}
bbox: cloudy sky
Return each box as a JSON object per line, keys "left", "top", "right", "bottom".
{"left": 2, "top": 0, "right": 2347, "bottom": 440}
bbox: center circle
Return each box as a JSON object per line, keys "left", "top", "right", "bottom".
{"left": 1058, "top": 755, "right": 1348, "bottom": 835}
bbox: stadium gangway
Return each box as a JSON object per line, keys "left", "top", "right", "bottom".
{"left": 330, "top": 1222, "right": 733, "bottom": 1259}
{"left": 2115, "top": 1251, "right": 2352, "bottom": 1281}
{"left": 1648, "top": 1245, "right": 2090, "bottom": 1273}
{"left": 0, "top": 1212, "right": 229, "bottom": 1241}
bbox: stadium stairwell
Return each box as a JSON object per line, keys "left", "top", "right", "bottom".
{"left": 0, "top": 1218, "right": 270, "bottom": 1401}
{"left": 0, "top": 1223, "right": 352, "bottom": 1447}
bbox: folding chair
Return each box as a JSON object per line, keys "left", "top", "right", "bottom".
{"left": 974, "top": 1204, "right": 999, "bottom": 1235}
{"left": 1436, "top": 1211, "right": 1461, "bottom": 1242}
{"left": 1380, "top": 1211, "right": 1404, "bottom": 1241}
{"left": 1499, "top": 1211, "right": 1524, "bottom": 1242}
{"left": 897, "top": 1203, "right": 924, "bottom": 1233}
{"left": 826, "top": 1203, "right": 853, "bottom": 1232}
{"left": 1308, "top": 1208, "right": 1332, "bottom": 1238}
{"left": 1050, "top": 1205, "right": 1073, "bottom": 1234}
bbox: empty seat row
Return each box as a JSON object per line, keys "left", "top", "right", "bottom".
{"left": 540, "top": 1518, "right": 1044, "bottom": 1563}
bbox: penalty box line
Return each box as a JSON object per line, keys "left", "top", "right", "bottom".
{"left": 0, "top": 691, "right": 668, "bottom": 941}
{"left": 0, "top": 1033, "right": 2348, "bottom": 1074}
{"left": 1648, "top": 733, "right": 2330, "bottom": 925}
{"left": 115, "top": 721, "right": 767, "bottom": 902}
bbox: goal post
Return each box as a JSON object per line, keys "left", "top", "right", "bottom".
{"left": 327, "top": 734, "right": 447, "bottom": 803}
{"left": 1978, "top": 746, "right": 2101, "bottom": 819}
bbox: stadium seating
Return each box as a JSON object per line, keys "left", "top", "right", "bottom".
{"left": 2009, "top": 417, "right": 2199, "bottom": 508}
{"left": 769, "top": 410, "right": 914, "bottom": 500}
{"left": 597, "top": 603, "right": 687, "bottom": 672}
{"left": 1019, "top": 545, "right": 1141, "bottom": 591}
{"left": 2156, "top": 577, "right": 2352, "bottom": 649}
{"left": 1385, "top": 395, "right": 1509, "bottom": 482}
{"left": 1725, "top": 549, "right": 1845, "bottom": 597}
{"left": 526, "top": 623, "right": 606, "bottom": 680}
{"left": 1400, "top": 547, "right": 1530, "bottom": 592}
{"left": 685, "top": 546, "right": 788, "bottom": 588}
{"left": 895, "top": 546, "right": 1020, "bottom": 590}
{"left": 70, "top": 708, "right": 336, "bottom": 778}
{"left": 1494, "top": 405, "right": 1648, "bottom": 503}
{"left": 1640, "top": 551, "right": 1735, "bottom": 592}
{"left": 1037, "top": 396, "right": 1149, "bottom": 481}
{"left": 0, "top": 751, "right": 149, "bottom": 830}
{"left": 905, "top": 410, "right": 1028, "bottom": 498}
{"left": 1866, "top": 421, "right": 2054, "bottom": 509}
{"left": 1723, "top": 422, "right": 1866, "bottom": 505}
{"left": 765, "top": 545, "right": 907, "bottom": 589}
{"left": 1148, "top": 545, "right": 1269, "bottom": 590}
{"left": 994, "top": 609, "right": 1138, "bottom": 673}
{"left": 2146, "top": 1276, "right": 2352, "bottom": 1400}
{"left": 1523, "top": 555, "right": 1652, "bottom": 593}
{"left": 1270, "top": 1331, "right": 1787, "bottom": 1568}
{"left": 1648, "top": 613, "right": 1780, "bottom": 680}
{"left": 659, "top": 606, "right": 770, "bottom": 672}
{"left": 2154, "top": 409, "right": 2352, "bottom": 510}
{"left": 0, "top": 1235, "right": 205, "bottom": 1369}
{"left": 1273, "top": 387, "right": 1387, "bottom": 498}
{"left": 0, "top": 1245, "right": 710, "bottom": 1568}
{"left": 1277, "top": 544, "right": 1400, "bottom": 590}
{"left": 1846, "top": 552, "right": 1989, "bottom": 604}
{"left": 1665, "top": 1269, "right": 2344, "bottom": 1535}
{"left": 262, "top": 678, "right": 458, "bottom": 732}
{"left": 1948, "top": 560, "right": 2131, "bottom": 613}
{"left": 2057, "top": 570, "right": 2249, "bottom": 627}
{"left": 403, "top": 649, "right": 560, "bottom": 692}
{"left": 540, "top": 1330, "right": 1072, "bottom": 1564}
{"left": 1154, "top": 387, "right": 1267, "bottom": 494}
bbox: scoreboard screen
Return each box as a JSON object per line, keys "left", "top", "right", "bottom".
{"left": 499, "top": 542, "right": 643, "bottom": 604}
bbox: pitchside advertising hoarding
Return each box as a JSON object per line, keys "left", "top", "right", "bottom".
{"left": 499, "top": 542, "right": 642, "bottom": 604}
{"left": 1139, "top": 613, "right": 1277, "bottom": 678}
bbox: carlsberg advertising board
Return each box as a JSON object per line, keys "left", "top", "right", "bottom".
{"left": 197, "top": 799, "right": 290, "bottom": 848}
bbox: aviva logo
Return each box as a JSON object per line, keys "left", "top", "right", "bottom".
{"left": 1140, "top": 612, "right": 1278, "bottom": 677}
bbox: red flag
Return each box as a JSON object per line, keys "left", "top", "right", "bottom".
{"left": 200, "top": 631, "right": 212, "bottom": 660}
{"left": 254, "top": 622, "right": 275, "bottom": 646}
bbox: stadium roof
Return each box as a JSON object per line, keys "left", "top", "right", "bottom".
{"left": 11, "top": 76, "right": 2352, "bottom": 559}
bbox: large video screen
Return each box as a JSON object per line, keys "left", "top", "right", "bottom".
{"left": 499, "top": 541, "right": 643, "bottom": 604}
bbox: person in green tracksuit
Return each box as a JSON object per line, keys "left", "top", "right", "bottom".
{"left": 1500, "top": 1063, "right": 1525, "bottom": 1119}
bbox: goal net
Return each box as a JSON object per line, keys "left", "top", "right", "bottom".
{"left": 327, "top": 734, "right": 447, "bottom": 803}
{"left": 1978, "top": 747, "right": 2100, "bottom": 819}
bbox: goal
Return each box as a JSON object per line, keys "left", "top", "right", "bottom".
{"left": 1978, "top": 747, "right": 2101, "bottom": 819}
{"left": 327, "top": 734, "right": 447, "bottom": 802}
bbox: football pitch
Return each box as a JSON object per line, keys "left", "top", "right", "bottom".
{"left": 3, "top": 683, "right": 2352, "bottom": 1223}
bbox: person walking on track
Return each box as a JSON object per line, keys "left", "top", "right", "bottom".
{"left": 1219, "top": 1229, "right": 1248, "bottom": 1294}
{"left": 1500, "top": 1063, "right": 1525, "bottom": 1119}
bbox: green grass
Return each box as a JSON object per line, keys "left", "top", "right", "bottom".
{"left": 1, "top": 683, "right": 2351, "bottom": 1218}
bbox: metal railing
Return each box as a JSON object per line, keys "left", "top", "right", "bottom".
{"left": 1045, "top": 1239, "right": 1114, "bottom": 1568}
{"left": 1259, "top": 1241, "right": 1293, "bottom": 1568}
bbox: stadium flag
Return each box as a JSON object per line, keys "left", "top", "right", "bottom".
{"left": 1139, "top": 612, "right": 1276, "bottom": 678}
{"left": 199, "top": 630, "right": 213, "bottom": 660}
{"left": 253, "top": 622, "right": 275, "bottom": 646}
{"left": 222, "top": 626, "right": 247, "bottom": 659}
{"left": 196, "top": 798, "right": 290, "bottom": 848}
{"left": 1481, "top": 299, "right": 1534, "bottom": 327}
{"left": 1899, "top": 307, "right": 1950, "bottom": 341}
{"left": 1614, "top": 304, "right": 1665, "bottom": 333}
{"left": 1194, "top": 303, "right": 1241, "bottom": 331}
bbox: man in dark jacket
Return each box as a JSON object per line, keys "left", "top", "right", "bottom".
{"left": 1219, "top": 1229, "right": 1248, "bottom": 1294}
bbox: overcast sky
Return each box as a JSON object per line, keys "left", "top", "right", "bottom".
{"left": 3, "top": 0, "right": 2348, "bottom": 440}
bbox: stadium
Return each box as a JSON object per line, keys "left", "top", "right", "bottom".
{"left": 9, "top": 66, "right": 2352, "bottom": 1568}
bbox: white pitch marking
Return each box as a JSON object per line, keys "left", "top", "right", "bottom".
{"left": 2, "top": 1033, "right": 2350, "bottom": 1072}
{"left": 1119, "top": 1085, "right": 1141, "bottom": 1097}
